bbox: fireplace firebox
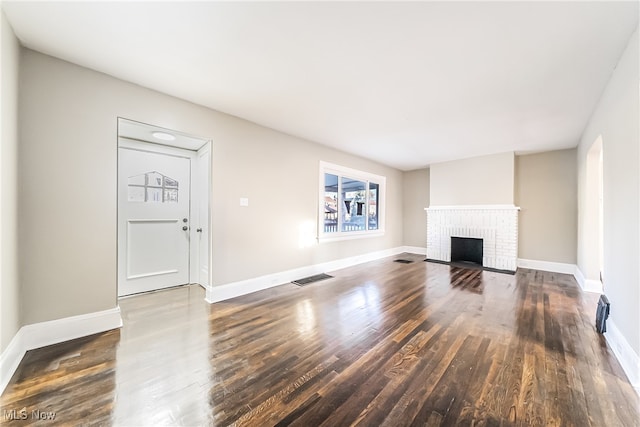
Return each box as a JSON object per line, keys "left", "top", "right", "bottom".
{"left": 451, "top": 237, "right": 483, "bottom": 266}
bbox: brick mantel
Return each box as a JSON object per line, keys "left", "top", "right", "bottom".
{"left": 425, "top": 205, "right": 520, "bottom": 271}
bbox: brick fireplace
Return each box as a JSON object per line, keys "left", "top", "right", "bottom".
{"left": 425, "top": 205, "right": 520, "bottom": 272}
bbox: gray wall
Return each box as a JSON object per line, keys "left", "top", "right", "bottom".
{"left": 577, "top": 28, "right": 639, "bottom": 356}
{"left": 429, "top": 152, "right": 514, "bottom": 206}
{"left": 515, "top": 149, "right": 577, "bottom": 264}
{"left": 18, "top": 49, "right": 404, "bottom": 326}
{"left": 1, "top": 12, "right": 20, "bottom": 353}
{"left": 402, "top": 168, "right": 429, "bottom": 248}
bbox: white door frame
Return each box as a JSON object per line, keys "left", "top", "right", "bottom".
{"left": 117, "top": 136, "right": 212, "bottom": 295}
{"left": 191, "top": 141, "right": 212, "bottom": 288}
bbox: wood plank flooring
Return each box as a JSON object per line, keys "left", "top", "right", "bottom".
{"left": 1, "top": 254, "right": 638, "bottom": 426}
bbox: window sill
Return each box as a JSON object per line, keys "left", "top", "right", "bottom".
{"left": 318, "top": 231, "right": 385, "bottom": 243}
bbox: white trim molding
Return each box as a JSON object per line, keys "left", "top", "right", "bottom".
{"left": 0, "top": 307, "right": 122, "bottom": 394}
{"left": 605, "top": 319, "right": 640, "bottom": 395}
{"left": 206, "top": 246, "right": 422, "bottom": 303}
{"left": 0, "top": 331, "right": 24, "bottom": 397}
{"left": 517, "top": 258, "right": 577, "bottom": 275}
{"left": 574, "top": 266, "right": 603, "bottom": 293}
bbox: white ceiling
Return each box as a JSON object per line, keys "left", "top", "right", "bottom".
{"left": 3, "top": 1, "right": 638, "bottom": 170}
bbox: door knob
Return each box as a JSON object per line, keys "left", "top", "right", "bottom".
{"left": 182, "top": 226, "right": 188, "bottom": 231}
{"left": 196, "top": 228, "right": 203, "bottom": 233}
{"left": 183, "top": 218, "right": 188, "bottom": 223}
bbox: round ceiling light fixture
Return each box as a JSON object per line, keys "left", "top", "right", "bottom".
{"left": 152, "top": 131, "right": 176, "bottom": 141}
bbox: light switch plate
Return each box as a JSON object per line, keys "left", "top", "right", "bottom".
{"left": 240, "top": 197, "right": 249, "bottom": 207}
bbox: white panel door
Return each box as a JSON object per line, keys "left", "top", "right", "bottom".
{"left": 118, "top": 147, "right": 191, "bottom": 296}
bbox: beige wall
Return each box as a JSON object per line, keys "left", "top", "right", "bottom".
{"left": 577, "top": 28, "right": 639, "bottom": 355}
{"left": 515, "top": 149, "right": 577, "bottom": 264}
{"left": 0, "top": 12, "right": 21, "bottom": 352}
{"left": 430, "top": 152, "right": 514, "bottom": 206}
{"left": 402, "top": 168, "right": 429, "bottom": 248}
{"left": 12, "top": 27, "right": 639, "bottom": 364}
{"left": 18, "top": 49, "right": 404, "bottom": 325}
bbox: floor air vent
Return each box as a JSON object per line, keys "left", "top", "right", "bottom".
{"left": 394, "top": 259, "right": 414, "bottom": 264}
{"left": 292, "top": 273, "right": 333, "bottom": 286}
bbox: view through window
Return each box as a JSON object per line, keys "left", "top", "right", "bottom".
{"left": 321, "top": 162, "right": 385, "bottom": 239}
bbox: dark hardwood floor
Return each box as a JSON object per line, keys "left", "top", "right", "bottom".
{"left": 1, "top": 253, "right": 638, "bottom": 426}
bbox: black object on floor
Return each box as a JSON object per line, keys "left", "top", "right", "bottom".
{"left": 595, "top": 294, "right": 610, "bottom": 333}
{"left": 394, "top": 259, "right": 414, "bottom": 264}
{"left": 292, "top": 273, "right": 333, "bottom": 286}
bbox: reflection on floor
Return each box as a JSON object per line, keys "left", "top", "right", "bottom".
{"left": 1, "top": 254, "right": 638, "bottom": 425}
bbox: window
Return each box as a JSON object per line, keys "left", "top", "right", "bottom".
{"left": 128, "top": 171, "right": 179, "bottom": 203}
{"left": 320, "top": 162, "right": 385, "bottom": 240}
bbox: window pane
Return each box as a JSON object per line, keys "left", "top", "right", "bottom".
{"left": 164, "top": 188, "right": 178, "bottom": 203}
{"left": 368, "top": 182, "right": 379, "bottom": 230}
{"left": 324, "top": 173, "right": 338, "bottom": 233}
{"left": 128, "top": 171, "right": 179, "bottom": 204}
{"left": 341, "top": 177, "right": 366, "bottom": 232}
{"left": 128, "top": 186, "right": 145, "bottom": 202}
{"left": 147, "top": 187, "right": 162, "bottom": 202}
{"left": 164, "top": 176, "right": 179, "bottom": 188}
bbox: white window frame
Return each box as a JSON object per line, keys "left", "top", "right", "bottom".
{"left": 318, "top": 161, "right": 386, "bottom": 242}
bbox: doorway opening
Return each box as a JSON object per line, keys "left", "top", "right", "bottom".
{"left": 586, "top": 135, "right": 604, "bottom": 287}
{"left": 117, "top": 118, "right": 211, "bottom": 297}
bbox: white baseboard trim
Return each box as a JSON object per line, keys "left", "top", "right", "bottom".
{"left": 605, "top": 319, "right": 640, "bottom": 396}
{"left": 517, "top": 258, "right": 576, "bottom": 275}
{"left": 514, "top": 259, "right": 604, "bottom": 294}
{"left": 206, "top": 246, "right": 420, "bottom": 303}
{"left": 0, "top": 307, "right": 122, "bottom": 395}
{"left": 0, "top": 329, "right": 24, "bottom": 397}
{"left": 402, "top": 246, "right": 427, "bottom": 256}
{"left": 574, "top": 266, "right": 603, "bottom": 294}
